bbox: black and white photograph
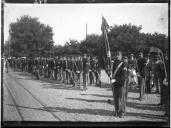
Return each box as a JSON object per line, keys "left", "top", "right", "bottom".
{"left": 1, "top": 0, "right": 170, "bottom": 127}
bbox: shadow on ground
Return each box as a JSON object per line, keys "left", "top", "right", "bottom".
{"left": 15, "top": 71, "right": 37, "bottom": 80}
{"left": 66, "top": 98, "right": 107, "bottom": 103}
{"left": 14, "top": 70, "right": 81, "bottom": 90}
{"left": 6, "top": 104, "right": 167, "bottom": 121}
{"left": 66, "top": 97, "right": 164, "bottom": 112}
{"left": 88, "top": 94, "right": 113, "bottom": 98}
{"left": 126, "top": 101, "right": 164, "bottom": 111}
{"left": 41, "top": 83, "right": 81, "bottom": 90}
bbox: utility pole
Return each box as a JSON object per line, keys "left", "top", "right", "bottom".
{"left": 86, "top": 23, "right": 87, "bottom": 39}
{"left": 8, "top": 41, "right": 10, "bottom": 57}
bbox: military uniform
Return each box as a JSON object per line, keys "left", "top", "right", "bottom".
{"left": 137, "top": 53, "right": 147, "bottom": 101}
{"left": 66, "top": 57, "right": 70, "bottom": 84}
{"left": 43, "top": 58, "right": 48, "bottom": 78}
{"left": 69, "top": 57, "right": 76, "bottom": 86}
{"left": 123, "top": 56, "right": 129, "bottom": 101}
{"left": 91, "top": 57, "right": 100, "bottom": 87}
{"left": 156, "top": 57, "right": 165, "bottom": 105}
{"left": 128, "top": 57, "right": 138, "bottom": 85}
{"left": 145, "top": 56, "right": 153, "bottom": 93}
{"left": 49, "top": 58, "right": 54, "bottom": 80}
{"left": 47, "top": 59, "right": 50, "bottom": 78}
{"left": 62, "top": 57, "right": 67, "bottom": 84}
{"left": 75, "top": 56, "right": 83, "bottom": 88}
{"left": 83, "top": 54, "right": 90, "bottom": 91}
{"left": 111, "top": 57, "right": 128, "bottom": 117}
{"left": 28, "top": 58, "right": 32, "bottom": 73}
{"left": 153, "top": 56, "right": 165, "bottom": 95}
{"left": 58, "top": 57, "right": 63, "bottom": 81}
{"left": 5, "top": 59, "right": 9, "bottom": 73}
{"left": 163, "top": 55, "right": 169, "bottom": 118}
{"left": 67, "top": 57, "right": 72, "bottom": 84}
{"left": 89, "top": 57, "right": 95, "bottom": 86}
{"left": 36, "top": 58, "right": 40, "bottom": 79}
{"left": 54, "top": 57, "right": 60, "bottom": 80}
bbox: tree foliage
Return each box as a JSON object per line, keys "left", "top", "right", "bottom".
{"left": 9, "top": 15, "right": 54, "bottom": 57}
{"left": 80, "top": 34, "right": 102, "bottom": 55}
{"left": 6, "top": 16, "right": 168, "bottom": 58}
{"left": 108, "top": 24, "right": 142, "bottom": 55}
{"left": 53, "top": 39, "right": 81, "bottom": 56}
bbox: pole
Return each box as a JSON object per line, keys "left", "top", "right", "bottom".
{"left": 9, "top": 41, "right": 10, "bottom": 57}
{"left": 86, "top": 23, "right": 87, "bottom": 39}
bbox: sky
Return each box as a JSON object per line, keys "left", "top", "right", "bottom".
{"left": 4, "top": 3, "right": 168, "bottom": 46}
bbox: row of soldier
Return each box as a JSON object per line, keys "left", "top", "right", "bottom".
{"left": 8, "top": 54, "right": 101, "bottom": 91}
{"left": 6, "top": 51, "right": 169, "bottom": 118}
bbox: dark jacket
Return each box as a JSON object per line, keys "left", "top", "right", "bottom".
{"left": 83, "top": 58, "right": 90, "bottom": 73}
{"left": 137, "top": 57, "right": 147, "bottom": 78}
{"left": 112, "top": 59, "right": 127, "bottom": 86}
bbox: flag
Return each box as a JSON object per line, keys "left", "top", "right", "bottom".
{"left": 101, "top": 16, "right": 112, "bottom": 77}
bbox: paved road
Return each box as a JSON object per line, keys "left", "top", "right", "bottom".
{"left": 3, "top": 68, "right": 168, "bottom": 122}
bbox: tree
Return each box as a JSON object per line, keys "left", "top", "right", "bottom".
{"left": 63, "top": 39, "right": 81, "bottom": 55}
{"left": 4, "top": 41, "right": 10, "bottom": 57}
{"left": 80, "top": 34, "right": 102, "bottom": 55}
{"left": 9, "top": 15, "right": 54, "bottom": 57}
{"left": 108, "top": 24, "right": 142, "bottom": 55}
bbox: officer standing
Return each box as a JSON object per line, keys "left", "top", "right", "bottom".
{"left": 66, "top": 56, "right": 70, "bottom": 84}
{"left": 96, "top": 57, "right": 101, "bottom": 87}
{"left": 110, "top": 51, "right": 128, "bottom": 118}
{"left": 5, "top": 58, "right": 9, "bottom": 73}
{"left": 154, "top": 55, "right": 165, "bottom": 95}
{"left": 89, "top": 56, "right": 95, "bottom": 86}
{"left": 59, "top": 57, "right": 64, "bottom": 82}
{"left": 82, "top": 54, "right": 89, "bottom": 92}
{"left": 128, "top": 54, "right": 138, "bottom": 87}
{"left": 155, "top": 55, "right": 165, "bottom": 105}
{"left": 123, "top": 56, "right": 129, "bottom": 101}
{"left": 70, "top": 56, "right": 76, "bottom": 87}
{"left": 163, "top": 53, "right": 169, "bottom": 118}
{"left": 145, "top": 54, "right": 153, "bottom": 93}
{"left": 35, "top": 57, "right": 39, "bottom": 79}
{"left": 49, "top": 58, "right": 55, "bottom": 80}
{"left": 54, "top": 57, "right": 58, "bottom": 80}
{"left": 137, "top": 52, "right": 147, "bottom": 101}
{"left": 28, "top": 58, "right": 32, "bottom": 73}
{"left": 76, "top": 56, "right": 83, "bottom": 89}
{"left": 62, "top": 56, "right": 67, "bottom": 84}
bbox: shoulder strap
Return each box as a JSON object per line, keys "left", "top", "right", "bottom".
{"left": 113, "top": 62, "right": 123, "bottom": 78}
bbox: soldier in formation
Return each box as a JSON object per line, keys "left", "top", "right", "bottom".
{"left": 7, "top": 49, "right": 169, "bottom": 119}
{"left": 136, "top": 52, "right": 147, "bottom": 101}
{"left": 8, "top": 54, "right": 101, "bottom": 89}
